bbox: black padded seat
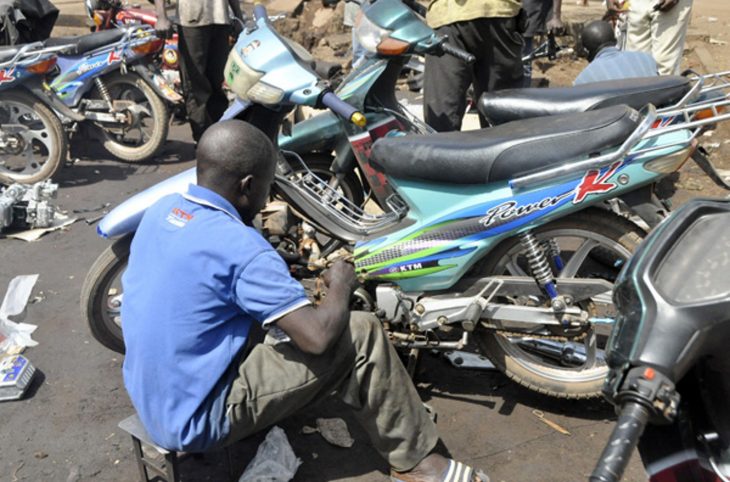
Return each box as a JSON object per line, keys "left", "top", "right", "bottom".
{"left": 44, "top": 29, "right": 126, "bottom": 55}
{"left": 478, "top": 76, "right": 690, "bottom": 125}
{"left": 370, "top": 105, "right": 639, "bottom": 185}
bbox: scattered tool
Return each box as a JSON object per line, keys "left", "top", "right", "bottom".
{"left": 532, "top": 409, "right": 571, "bottom": 435}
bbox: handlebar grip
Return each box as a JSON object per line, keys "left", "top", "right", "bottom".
{"left": 320, "top": 92, "right": 366, "bottom": 127}
{"left": 253, "top": 4, "right": 267, "bottom": 21}
{"left": 590, "top": 402, "right": 650, "bottom": 482}
{"left": 441, "top": 43, "right": 476, "bottom": 65}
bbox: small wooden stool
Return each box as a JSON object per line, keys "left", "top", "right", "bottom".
{"left": 119, "top": 414, "right": 234, "bottom": 482}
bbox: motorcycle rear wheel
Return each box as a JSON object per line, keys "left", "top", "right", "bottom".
{"left": 92, "top": 72, "right": 170, "bottom": 162}
{"left": 473, "top": 208, "right": 644, "bottom": 399}
{"left": 0, "top": 89, "right": 66, "bottom": 184}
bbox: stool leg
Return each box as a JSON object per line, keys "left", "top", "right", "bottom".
{"left": 131, "top": 436, "right": 150, "bottom": 482}
{"left": 165, "top": 452, "right": 180, "bottom": 482}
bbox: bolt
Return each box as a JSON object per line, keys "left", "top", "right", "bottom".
{"left": 415, "top": 304, "right": 425, "bottom": 315}
{"left": 437, "top": 316, "right": 448, "bottom": 325}
{"left": 551, "top": 298, "right": 566, "bottom": 312}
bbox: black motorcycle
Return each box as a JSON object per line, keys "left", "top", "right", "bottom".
{"left": 591, "top": 197, "right": 730, "bottom": 481}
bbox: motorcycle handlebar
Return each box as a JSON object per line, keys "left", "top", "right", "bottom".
{"left": 590, "top": 401, "right": 650, "bottom": 482}
{"left": 320, "top": 92, "right": 367, "bottom": 127}
{"left": 401, "top": 0, "right": 427, "bottom": 16}
{"left": 441, "top": 43, "right": 476, "bottom": 65}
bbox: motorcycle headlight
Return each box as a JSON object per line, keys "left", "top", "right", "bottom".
{"left": 354, "top": 11, "right": 392, "bottom": 53}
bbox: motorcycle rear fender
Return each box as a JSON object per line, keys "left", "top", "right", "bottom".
{"left": 130, "top": 63, "right": 183, "bottom": 104}
{"left": 97, "top": 167, "right": 196, "bottom": 238}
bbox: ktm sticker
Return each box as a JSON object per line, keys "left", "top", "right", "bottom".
{"left": 573, "top": 161, "right": 623, "bottom": 204}
{"left": 0, "top": 68, "right": 16, "bottom": 85}
{"left": 166, "top": 207, "right": 194, "bottom": 227}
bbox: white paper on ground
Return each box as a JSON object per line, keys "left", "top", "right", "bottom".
{"left": 5, "top": 216, "right": 77, "bottom": 242}
{"left": 239, "top": 426, "right": 302, "bottom": 482}
{"left": 0, "top": 274, "right": 39, "bottom": 353}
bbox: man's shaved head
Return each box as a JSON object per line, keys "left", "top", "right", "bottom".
{"left": 196, "top": 121, "right": 277, "bottom": 223}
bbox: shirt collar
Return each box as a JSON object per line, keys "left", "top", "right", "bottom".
{"left": 183, "top": 184, "right": 243, "bottom": 223}
{"left": 596, "top": 46, "right": 620, "bottom": 59}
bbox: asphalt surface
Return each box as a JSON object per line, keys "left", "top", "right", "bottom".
{"left": 0, "top": 116, "right": 653, "bottom": 482}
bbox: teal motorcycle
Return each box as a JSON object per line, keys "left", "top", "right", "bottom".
{"left": 81, "top": 2, "right": 730, "bottom": 399}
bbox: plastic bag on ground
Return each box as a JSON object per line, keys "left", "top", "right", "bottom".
{"left": 0, "top": 274, "right": 39, "bottom": 354}
{"left": 238, "top": 426, "right": 302, "bottom": 482}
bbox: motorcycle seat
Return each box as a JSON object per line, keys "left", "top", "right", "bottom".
{"left": 478, "top": 76, "right": 690, "bottom": 125}
{"left": 369, "top": 105, "right": 639, "bottom": 185}
{"left": 44, "top": 29, "right": 127, "bottom": 56}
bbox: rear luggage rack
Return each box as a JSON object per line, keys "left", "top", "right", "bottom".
{"left": 276, "top": 151, "right": 408, "bottom": 238}
{"left": 511, "top": 80, "right": 730, "bottom": 191}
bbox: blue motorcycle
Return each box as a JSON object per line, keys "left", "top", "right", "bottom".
{"left": 81, "top": 3, "right": 730, "bottom": 399}
{"left": 0, "top": 25, "right": 181, "bottom": 184}
{"left": 0, "top": 42, "right": 67, "bottom": 184}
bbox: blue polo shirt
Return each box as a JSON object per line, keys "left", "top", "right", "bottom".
{"left": 574, "top": 47, "right": 658, "bottom": 85}
{"left": 121, "top": 184, "right": 310, "bottom": 451}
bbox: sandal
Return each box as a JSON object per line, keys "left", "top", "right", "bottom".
{"left": 391, "top": 459, "right": 490, "bottom": 482}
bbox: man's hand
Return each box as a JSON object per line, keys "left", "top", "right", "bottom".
{"left": 322, "top": 260, "right": 358, "bottom": 294}
{"left": 606, "top": 0, "right": 627, "bottom": 11}
{"left": 546, "top": 16, "right": 565, "bottom": 35}
{"left": 155, "top": 15, "right": 173, "bottom": 39}
{"left": 654, "top": 0, "right": 679, "bottom": 12}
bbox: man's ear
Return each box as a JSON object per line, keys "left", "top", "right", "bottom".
{"left": 239, "top": 174, "right": 254, "bottom": 196}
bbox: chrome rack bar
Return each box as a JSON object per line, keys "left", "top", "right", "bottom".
{"left": 647, "top": 96, "right": 730, "bottom": 138}
{"left": 509, "top": 105, "right": 658, "bottom": 191}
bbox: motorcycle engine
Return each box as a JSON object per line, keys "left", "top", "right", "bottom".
{"left": 0, "top": 180, "right": 58, "bottom": 231}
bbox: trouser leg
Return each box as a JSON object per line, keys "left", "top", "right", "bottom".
{"left": 223, "top": 312, "right": 439, "bottom": 472}
{"left": 204, "top": 25, "right": 231, "bottom": 124}
{"left": 651, "top": 0, "right": 693, "bottom": 75}
{"left": 468, "top": 17, "right": 524, "bottom": 127}
{"left": 423, "top": 23, "right": 474, "bottom": 132}
{"left": 625, "top": 0, "right": 654, "bottom": 57}
{"left": 178, "top": 25, "right": 214, "bottom": 142}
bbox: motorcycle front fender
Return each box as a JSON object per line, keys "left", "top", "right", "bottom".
{"left": 220, "top": 97, "right": 251, "bottom": 121}
{"left": 97, "top": 167, "right": 196, "bottom": 238}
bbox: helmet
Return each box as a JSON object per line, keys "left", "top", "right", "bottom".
{"left": 581, "top": 21, "right": 616, "bottom": 61}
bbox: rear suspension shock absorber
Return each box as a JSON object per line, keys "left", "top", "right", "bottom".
{"left": 542, "top": 238, "right": 565, "bottom": 272}
{"left": 95, "top": 78, "right": 114, "bottom": 111}
{"left": 520, "top": 232, "right": 558, "bottom": 299}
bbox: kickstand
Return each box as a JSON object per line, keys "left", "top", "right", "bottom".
{"left": 692, "top": 147, "right": 730, "bottom": 190}
{"left": 406, "top": 348, "right": 421, "bottom": 379}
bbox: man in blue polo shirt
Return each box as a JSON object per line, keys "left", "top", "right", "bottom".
{"left": 121, "top": 121, "right": 488, "bottom": 482}
{"left": 574, "top": 20, "right": 657, "bottom": 85}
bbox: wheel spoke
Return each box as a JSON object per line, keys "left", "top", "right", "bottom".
{"left": 505, "top": 256, "right": 529, "bottom": 276}
{"left": 559, "top": 239, "right": 599, "bottom": 278}
{"left": 582, "top": 330, "right": 598, "bottom": 369}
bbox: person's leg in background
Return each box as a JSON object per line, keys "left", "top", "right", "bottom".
{"left": 625, "top": 0, "right": 654, "bottom": 59}
{"left": 471, "top": 17, "right": 524, "bottom": 127}
{"left": 651, "top": 0, "right": 693, "bottom": 75}
{"left": 178, "top": 25, "right": 213, "bottom": 143}
{"left": 204, "top": 24, "right": 232, "bottom": 124}
{"left": 423, "top": 22, "right": 475, "bottom": 132}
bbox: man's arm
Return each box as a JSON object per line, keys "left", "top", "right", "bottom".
{"left": 153, "top": 0, "right": 172, "bottom": 37}
{"left": 275, "top": 260, "right": 358, "bottom": 355}
{"left": 228, "top": 0, "right": 244, "bottom": 21}
{"left": 546, "top": 0, "right": 564, "bottom": 33}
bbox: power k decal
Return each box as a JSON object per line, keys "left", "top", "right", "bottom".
{"left": 480, "top": 192, "right": 574, "bottom": 227}
{"left": 107, "top": 50, "right": 123, "bottom": 63}
{"left": 0, "top": 67, "right": 16, "bottom": 85}
{"left": 573, "top": 161, "right": 623, "bottom": 204}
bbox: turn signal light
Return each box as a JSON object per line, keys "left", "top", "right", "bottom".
{"left": 377, "top": 37, "right": 409, "bottom": 56}
{"left": 132, "top": 38, "right": 164, "bottom": 56}
{"left": 93, "top": 12, "right": 104, "bottom": 28}
{"left": 26, "top": 57, "right": 57, "bottom": 74}
{"left": 695, "top": 105, "right": 725, "bottom": 121}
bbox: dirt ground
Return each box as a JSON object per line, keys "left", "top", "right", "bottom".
{"left": 1, "top": 1, "right": 730, "bottom": 481}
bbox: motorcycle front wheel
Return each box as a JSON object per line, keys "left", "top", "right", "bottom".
{"left": 91, "top": 72, "right": 170, "bottom": 162}
{"left": 81, "top": 234, "right": 131, "bottom": 354}
{"left": 0, "top": 89, "right": 67, "bottom": 184}
{"left": 473, "top": 208, "right": 644, "bottom": 399}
